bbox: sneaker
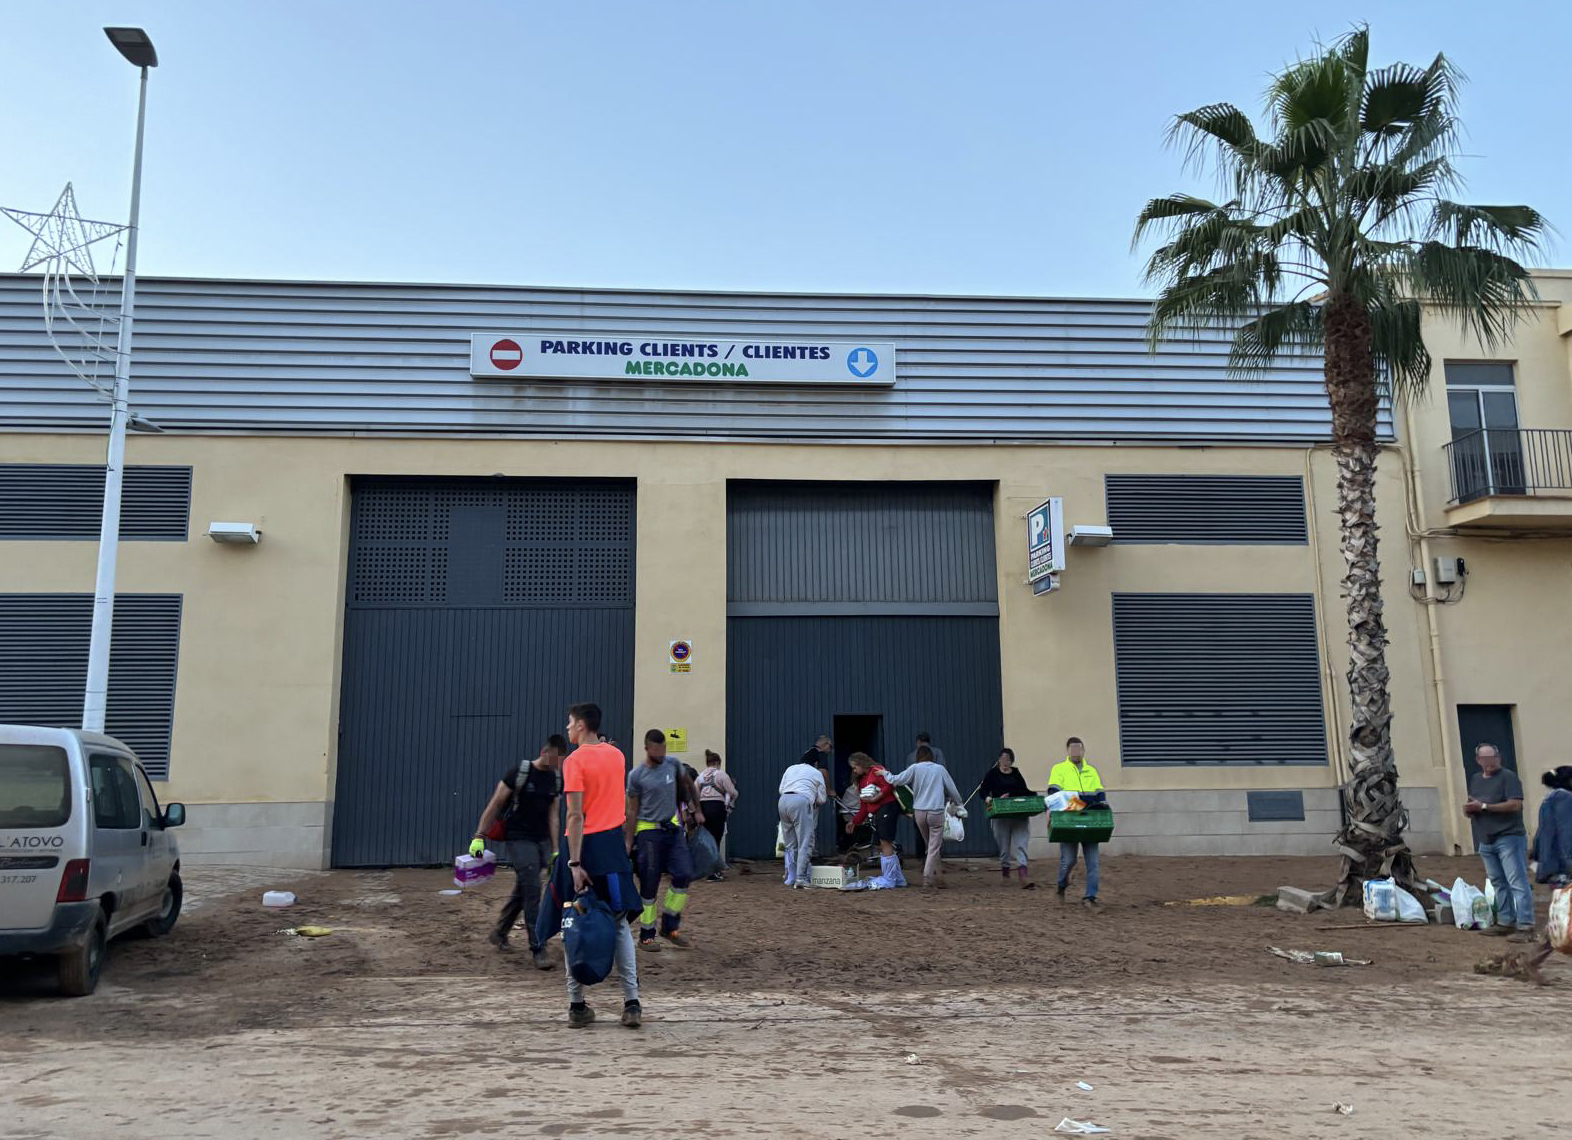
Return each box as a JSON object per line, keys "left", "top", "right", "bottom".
{"left": 707, "top": 872, "right": 726, "bottom": 882}
{"left": 488, "top": 930, "right": 510, "bottom": 951}
{"left": 567, "top": 1005, "right": 595, "bottom": 1029}
{"left": 531, "top": 947, "right": 554, "bottom": 971}
{"left": 1507, "top": 928, "right": 1540, "bottom": 944}
{"left": 661, "top": 929, "right": 691, "bottom": 948}
{"left": 792, "top": 882, "right": 809, "bottom": 891}
{"left": 621, "top": 1002, "right": 643, "bottom": 1029}
{"left": 638, "top": 933, "right": 661, "bottom": 953}
{"left": 1083, "top": 897, "right": 1099, "bottom": 909}
{"left": 1055, "top": 883, "right": 1067, "bottom": 900}
{"left": 1482, "top": 924, "right": 1514, "bottom": 938}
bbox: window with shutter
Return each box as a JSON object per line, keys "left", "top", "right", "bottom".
{"left": 0, "top": 594, "right": 183, "bottom": 778}
{"left": 1111, "top": 593, "right": 1327, "bottom": 766}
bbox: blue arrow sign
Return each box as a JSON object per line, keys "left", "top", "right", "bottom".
{"left": 846, "top": 347, "right": 879, "bottom": 378}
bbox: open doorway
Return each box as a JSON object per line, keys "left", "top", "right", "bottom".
{"left": 832, "top": 714, "right": 884, "bottom": 799}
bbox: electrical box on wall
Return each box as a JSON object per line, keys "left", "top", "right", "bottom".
{"left": 1411, "top": 568, "right": 1427, "bottom": 588}
{"left": 1434, "top": 556, "right": 1466, "bottom": 585}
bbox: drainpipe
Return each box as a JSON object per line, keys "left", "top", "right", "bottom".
{"left": 1399, "top": 399, "right": 1465, "bottom": 855}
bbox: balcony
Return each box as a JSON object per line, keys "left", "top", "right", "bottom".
{"left": 1442, "top": 428, "right": 1572, "bottom": 528}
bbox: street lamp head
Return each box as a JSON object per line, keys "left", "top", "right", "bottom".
{"left": 104, "top": 27, "right": 158, "bottom": 68}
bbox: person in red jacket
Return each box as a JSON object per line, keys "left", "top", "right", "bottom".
{"left": 845, "top": 752, "right": 907, "bottom": 889}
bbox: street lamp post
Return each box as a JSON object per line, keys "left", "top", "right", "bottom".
{"left": 83, "top": 27, "right": 158, "bottom": 734}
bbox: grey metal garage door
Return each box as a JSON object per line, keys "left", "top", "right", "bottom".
{"left": 331, "top": 477, "right": 635, "bottom": 866}
{"left": 725, "top": 481, "right": 1003, "bottom": 858}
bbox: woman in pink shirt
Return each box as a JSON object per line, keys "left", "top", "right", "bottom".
{"left": 696, "top": 750, "right": 739, "bottom": 880}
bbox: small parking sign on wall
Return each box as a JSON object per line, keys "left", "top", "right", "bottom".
{"left": 669, "top": 639, "right": 692, "bottom": 673}
{"left": 1027, "top": 498, "right": 1065, "bottom": 585}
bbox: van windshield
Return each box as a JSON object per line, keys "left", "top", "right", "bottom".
{"left": 0, "top": 745, "right": 71, "bottom": 828}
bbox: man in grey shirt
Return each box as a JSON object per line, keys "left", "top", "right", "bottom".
{"left": 906, "top": 731, "right": 945, "bottom": 768}
{"left": 625, "top": 729, "right": 701, "bottom": 951}
{"left": 1465, "top": 742, "right": 1535, "bottom": 941}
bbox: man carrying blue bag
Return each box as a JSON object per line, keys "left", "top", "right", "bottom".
{"left": 535, "top": 703, "right": 644, "bottom": 1029}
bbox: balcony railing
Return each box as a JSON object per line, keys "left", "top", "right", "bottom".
{"left": 1443, "top": 428, "right": 1572, "bottom": 504}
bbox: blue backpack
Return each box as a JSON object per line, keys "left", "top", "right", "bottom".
{"left": 561, "top": 890, "right": 617, "bottom": 986}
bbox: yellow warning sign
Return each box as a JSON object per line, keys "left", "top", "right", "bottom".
{"left": 665, "top": 727, "right": 688, "bottom": 753}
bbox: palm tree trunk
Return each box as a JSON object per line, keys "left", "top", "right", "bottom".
{"left": 1321, "top": 295, "right": 1416, "bottom": 906}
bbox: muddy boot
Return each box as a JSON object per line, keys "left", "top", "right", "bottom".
{"left": 568, "top": 1004, "right": 595, "bottom": 1029}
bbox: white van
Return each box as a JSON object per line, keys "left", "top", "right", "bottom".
{"left": 0, "top": 724, "right": 185, "bottom": 995}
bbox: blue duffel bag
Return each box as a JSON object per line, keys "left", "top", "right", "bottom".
{"left": 561, "top": 890, "right": 617, "bottom": 986}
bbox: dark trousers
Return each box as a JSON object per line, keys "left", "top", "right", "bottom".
{"left": 496, "top": 837, "right": 552, "bottom": 950}
{"left": 701, "top": 801, "right": 727, "bottom": 860}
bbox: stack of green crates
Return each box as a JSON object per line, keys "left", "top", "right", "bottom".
{"left": 1047, "top": 807, "right": 1114, "bottom": 843}
{"left": 985, "top": 795, "right": 1047, "bottom": 819}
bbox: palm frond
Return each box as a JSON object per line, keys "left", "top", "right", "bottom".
{"left": 1228, "top": 300, "right": 1324, "bottom": 378}
{"left": 1367, "top": 295, "right": 1430, "bottom": 398}
{"left": 1406, "top": 243, "right": 1540, "bottom": 348}
{"left": 1429, "top": 202, "right": 1551, "bottom": 255}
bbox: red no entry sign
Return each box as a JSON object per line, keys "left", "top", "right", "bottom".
{"left": 489, "top": 338, "right": 523, "bottom": 371}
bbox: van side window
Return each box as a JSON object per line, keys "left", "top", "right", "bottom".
{"left": 89, "top": 754, "right": 142, "bottom": 830}
{"left": 135, "top": 767, "right": 163, "bottom": 830}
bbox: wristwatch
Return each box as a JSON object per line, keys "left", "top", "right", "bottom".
{"left": 568, "top": 860, "right": 582, "bottom": 868}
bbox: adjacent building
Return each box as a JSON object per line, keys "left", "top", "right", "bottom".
{"left": 2, "top": 270, "right": 1568, "bottom": 868}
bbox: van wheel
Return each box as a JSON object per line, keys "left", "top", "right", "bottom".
{"left": 142, "top": 874, "right": 183, "bottom": 938}
{"left": 58, "top": 909, "right": 107, "bottom": 997}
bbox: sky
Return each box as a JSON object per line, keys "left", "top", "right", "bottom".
{"left": 0, "top": 1, "right": 1567, "bottom": 298}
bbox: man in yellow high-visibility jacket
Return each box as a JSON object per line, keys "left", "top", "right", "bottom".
{"left": 1048, "top": 736, "right": 1105, "bottom": 907}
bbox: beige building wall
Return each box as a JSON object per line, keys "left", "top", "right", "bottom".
{"left": 1400, "top": 270, "right": 1572, "bottom": 847}
{"left": 2, "top": 429, "right": 1460, "bottom": 866}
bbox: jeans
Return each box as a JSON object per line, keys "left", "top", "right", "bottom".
{"left": 1478, "top": 833, "right": 1535, "bottom": 929}
{"left": 1058, "top": 841, "right": 1100, "bottom": 900}
{"left": 497, "top": 837, "right": 552, "bottom": 949}
{"left": 913, "top": 810, "right": 946, "bottom": 883}
{"left": 990, "top": 816, "right": 1030, "bottom": 869}
{"left": 566, "top": 917, "right": 639, "bottom": 1006}
{"left": 778, "top": 793, "right": 816, "bottom": 884}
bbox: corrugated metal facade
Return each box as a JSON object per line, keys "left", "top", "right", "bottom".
{"left": 725, "top": 482, "right": 1002, "bottom": 858}
{"left": 332, "top": 478, "right": 635, "bottom": 866}
{"left": 0, "top": 274, "right": 1381, "bottom": 441}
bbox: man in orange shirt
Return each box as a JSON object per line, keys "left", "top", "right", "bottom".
{"left": 555, "top": 702, "right": 642, "bottom": 1029}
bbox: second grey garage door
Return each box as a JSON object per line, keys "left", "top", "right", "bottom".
{"left": 725, "top": 481, "right": 1003, "bottom": 858}
{"left": 332, "top": 477, "right": 635, "bottom": 866}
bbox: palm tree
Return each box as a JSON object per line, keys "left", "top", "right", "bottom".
{"left": 1134, "top": 26, "right": 1547, "bottom": 904}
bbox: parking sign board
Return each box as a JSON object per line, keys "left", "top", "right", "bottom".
{"left": 1027, "top": 498, "right": 1065, "bottom": 584}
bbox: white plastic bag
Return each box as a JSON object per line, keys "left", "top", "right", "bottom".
{"left": 943, "top": 813, "right": 966, "bottom": 844}
{"left": 774, "top": 823, "right": 786, "bottom": 858}
{"left": 1394, "top": 884, "right": 1428, "bottom": 924}
{"left": 1451, "top": 877, "right": 1486, "bottom": 930}
{"left": 1044, "top": 790, "right": 1074, "bottom": 812}
{"left": 1549, "top": 885, "right": 1572, "bottom": 955}
{"left": 1362, "top": 878, "right": 1397, "bottom": 922}
{"left": 1484, "top": 878, "right": 1499, "bottom": 925}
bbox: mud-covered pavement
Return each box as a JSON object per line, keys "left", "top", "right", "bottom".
{"left": 3, "top": 855, "right": 1566, "bottom": 1138}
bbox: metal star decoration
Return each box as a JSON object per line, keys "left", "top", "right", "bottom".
{"left": 2, "top": 183, "right": 127, "bottom": 276}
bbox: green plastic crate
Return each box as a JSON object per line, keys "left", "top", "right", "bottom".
{"left": 893, "top": 785, "right": 914, "bottom": 814}
{"left": 986, "top": 795, "right": 1046, "bottom": 819}
{"left": 1047, "top": 807, "right": 1114, "bottom": 843}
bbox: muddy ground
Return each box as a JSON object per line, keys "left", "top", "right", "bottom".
{"left": 3, "top": 854, "right": 1567, "bottom": 1138}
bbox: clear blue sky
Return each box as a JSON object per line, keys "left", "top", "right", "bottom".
{"left": 1, "top": 1, "right": 1566, "bottom": 297}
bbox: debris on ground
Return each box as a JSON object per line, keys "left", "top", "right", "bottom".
{"left": 1334, "top": 1103, "right": 1354, "bottom": 1115}
{"left": 1075, "top": 1081, "right": 1095, "bottom": 1091}
{"left": 277, "top": 926, "right": 334, "bottom": 938}
{"left": 1269, "top": 946, "right": 1370, "bottom": 967}
{"left": 261, "top": 890, "right": 295, "bottom": 908}
{"left": 1275, "top": 886, "right": 1321, "bottom": 914}
{"left": 1474, "top": 942, "right": 1554, "bottom": 985}
{"left": 903, "top": 1054, "right": 920, "bottom": 1065}
{"left": 1163, "top": 894, "right": 1263, "bottom": 907}
{"left": 1054, "top": 1118, "right": 1111, "bottom": 1134}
